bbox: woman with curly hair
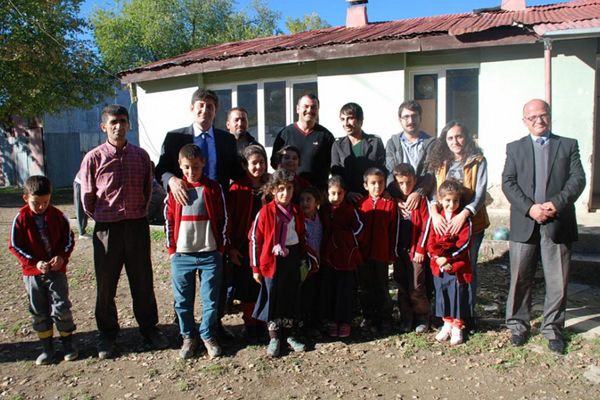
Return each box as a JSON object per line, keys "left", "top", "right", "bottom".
{"left": 426, "top": 121, "right": 489, "bottom": 330}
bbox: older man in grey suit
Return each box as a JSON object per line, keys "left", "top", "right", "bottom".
{"left": 502, "top": 99, "right": 585, "bottom": 354}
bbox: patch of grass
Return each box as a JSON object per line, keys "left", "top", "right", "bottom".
{"left": 177, "top": 381, "right": 191, "bottom": 392}
{"left": 399, "top": 332, "right": 430, "bottom": 358}
{"left": 589, "top": 337, "right": 600, "bottom": 356}
{"left": 198, "top": 363, "right": 229, "bottom": 376}
{"left": 147, "top": 368, "right": 160, "bottom": 378}
{"left": 10, "top": 319, "right": 29, "bottom": 336}
{"left": 9, "top": 395, "right": 25, "bottom": 400}
{"left": 150, "top": 229, "right": 166, "bottom": 242}
{"left": 68, "top": 265, "right": 89, "bottom": 290}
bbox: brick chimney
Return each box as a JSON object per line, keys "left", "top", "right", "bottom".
{"left": 501, "top": 0, "right": 526, "bottom": 11}
{"left": 346, "top": 0, "right": 368, "bottom": 28}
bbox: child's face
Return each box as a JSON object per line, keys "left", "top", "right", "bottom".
{"left": 394, "top": 174, "right": 416, "bottom": 197}
{"left": 24, "top": 194, "right": 51, "bottom": 215}
{"left": 327, "top": 184, "right": 345, "bottom": 206}
{"left": 299, "top": 192, "right": 318, "bottom": 218}
{"left": 440, "top": 192, "right": 461, "bottom": 214}
{"left": 179, "top": 156, "right": 205, "bottom": 183}
{"left": 363, "top": 174, "right": 385, "bottom": 198}
{"left": 245, "top": 154, "right": 266, "bottom": 181}
{"left": 272, "top": 182, "right": 294, "bottom": 207}
{"left": 280, "top": 151, "right": 300, "bottom": 173}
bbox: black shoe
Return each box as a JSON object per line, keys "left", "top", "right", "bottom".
{"left": 511, "top": 333, "right": 527, "bottom": 347}
{"left": 98, "top": 337, "right": 117, "bottom": 360}
{"left": 548, "top": 339, "right": 565, "bottom": 354}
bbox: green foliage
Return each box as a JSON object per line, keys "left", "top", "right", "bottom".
{"left": 0, "top": 0, "right": 112, "bottom": 129}
{"left": 92, "top": 0, "right": 281, "bottom": 73}
{"left": 285, "top": 12, "right": 331, "bottom": 34}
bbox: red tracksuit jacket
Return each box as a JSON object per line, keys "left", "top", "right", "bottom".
{"left": 358, "top": 195, "right": 399, "bottom": 263}
{"left": 9, "top": 205, "right": 75, "bottom": 276}
{"left": 320, "top": 201, "right": 363, "bottom": 270}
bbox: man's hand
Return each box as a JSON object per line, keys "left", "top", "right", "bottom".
{"left": 252, "top": 272, "right": 263, "bottom": 285}
{"left": 404, "top": 192, "right": 421, "bottom": 212}
{"left": 168, "top": 176, "right": 189, "bottom": 206}
{"left": 413, "top": 252, "right": 425, "bottom": 263}
{"left": 541, "top": 201, "right": 557, "bottom": 218}
{"left": 229, "top": 248, "right": 242, "bottom": 266}
{"left": 529, "top": 204, "right": 550, "bottom": 224}
{"left": 346, "top": 192, "right": 363, "bottom": 205}
{"left": 48, "top": 256, "right": 64, "bottom": 271}
{"left": 36, "top": 261, "right": 49, "bottom": 274}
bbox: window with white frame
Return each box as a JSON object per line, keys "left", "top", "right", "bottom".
{"left": 410, "top": 67, "right": 479, "bottom": 138}
{"left": 210, "top": 78, "right": 318, "bottom": 147}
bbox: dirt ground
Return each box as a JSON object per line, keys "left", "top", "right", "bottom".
{"left": 1, "top": 188, "right": 599, "bottom": 400}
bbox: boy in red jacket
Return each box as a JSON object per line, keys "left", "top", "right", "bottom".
{"left": 392, "top": 164, "right": 431, "bottom": 333}
{"left": 9, "top": 175, "right": 77, "bottom": 365}
{"left": 426, "top": 179, "right": 472, "bottom": 346}
{"left": 165, "top": 144, "right": 228, "bottom": 359}
{"left": 357, "top": 168, "right": 399, "bottom": 334}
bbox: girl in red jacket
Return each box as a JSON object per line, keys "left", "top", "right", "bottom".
{"left": 227, "top": 145, "right": 269, "bottom": 344}
{"left": 249, "top": 169, "right": 318, "bottom": 357}
{"left": 320, "top": 176, "right": 363, "bottom": 338}
{"left": 426, "top": 179, "right": 472, "bottom": 345}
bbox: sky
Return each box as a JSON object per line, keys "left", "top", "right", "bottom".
{"left": 81, "top": 0, "right": 557, "bottom": 30}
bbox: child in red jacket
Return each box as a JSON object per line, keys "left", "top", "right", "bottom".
{"left": 226, "top": 145, "right": 269, "bottom": 344}
{"left": 165, "top": 144, "right": 228, "bottom": 359}
{"left": 426, "top": 179, "right": 472, "bottom": 346}
{"left": 320, "top": 176, "right": 363, "bottom": 338}
{"left": 357, "top": 167, "right": 399, "bottom": 334}
{"left": 249, "top": 169, "right": 318, "bottom": 357}
{"left": 392, "top": 163, "right": 431, "bottom": 333}
{"left": 8, "top": 175, "right": 77, "bottom": 365}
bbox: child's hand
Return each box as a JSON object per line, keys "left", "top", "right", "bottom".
{"left": 49, "top": 256, "right": 64, "bottom": 271}
{"left": 435, "top": 256, "right": 448, "bottom": 267}
{"left": 397, "top": 201, "right": 410, "bottom": 219}
{"left": 441, "top": 264, "right": 453, "bottom": 272}
{"left": 413, "top": 252, "right": 424, "bottom": 263}
{"left": 36, "top": 261, "right": 49, "bottom": 274}
{"left": 169, "top": 253, "right": 175, "bottom": 260}
{"left": 228, "top": 248, "right": 242, "bottom": 266}
{"left": 252, "top": 273, "right": 263, "bottom": 285}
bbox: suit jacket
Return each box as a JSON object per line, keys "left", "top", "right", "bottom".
{"left": 330, "top": 132, "right": 386, "bottom": 194}
{"left": 501, "top": 133, "right": 585, "bottom": 243}
{"left": 155, "top": 125, "right": 241, "bottom": 191}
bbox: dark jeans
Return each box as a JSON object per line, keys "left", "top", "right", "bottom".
{"left": 320, "top": 265, "right": 356, "bottom": 324}
{"left": 357, "top": 260, "right": 392, "bottom": 323}
{"left": 93, "top": 218, "right": 159, "bottom": 338}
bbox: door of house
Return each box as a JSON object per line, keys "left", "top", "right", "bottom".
{"left": 44, "top": 132, "right": 81, "bottom": 187}
{"left": 590, "top": 56, "right": 600, "bottom": 211}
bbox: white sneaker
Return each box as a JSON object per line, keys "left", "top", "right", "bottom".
{"left": 450, "top": 326, "right": 463, "bottom": 345}
{"left": 435, "top": 322, "right": 452, "bottom": 342}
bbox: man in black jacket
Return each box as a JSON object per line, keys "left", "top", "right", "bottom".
{"left": 156, "top": 89, "right": 241, "bottom": 204}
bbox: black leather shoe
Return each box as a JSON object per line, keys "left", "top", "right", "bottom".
{"left": 511, "top": 333, "right": 527, "bottom": 346}
{"left": 548, "top": 339, "right": 565, "bottom": 354}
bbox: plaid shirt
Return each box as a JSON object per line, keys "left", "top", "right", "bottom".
{"left": 80, "top": 141, "right": 152, "bottom": 223}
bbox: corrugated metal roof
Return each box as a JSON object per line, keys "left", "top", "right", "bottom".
{"left": 120, "top": 0, "right": 600, "bottom": 81}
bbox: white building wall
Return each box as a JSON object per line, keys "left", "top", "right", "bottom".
{"left": 318, "top": 70, "right": 404, "bottom": 143}
{"left": 479, "top": 40, "right": 594, "bottom": 210}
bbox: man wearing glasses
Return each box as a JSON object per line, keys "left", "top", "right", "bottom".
{"left": 502, "top": 98, "right": 585, "bottom": 354}
{"left": 385, "top": 100, "right": 435, "bottom": 209}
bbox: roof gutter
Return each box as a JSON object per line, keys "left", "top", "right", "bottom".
{"left": 541, "top": 27, "right": 600, "bottom": 40}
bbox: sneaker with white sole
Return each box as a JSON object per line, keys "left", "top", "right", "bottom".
{"left": 286, "top": 336, "right": 306, "bottom": 352}
{"left": 179, "top": 337, "right": 197, "bottom": 359}
{"left": 450, "top": 326, "right": 463, "bottom": 345}
{"left": 435, "top": 322, "right": 452, "bottom": 342}
{"left": 266, "top": 338, "right": 281, "bottom": 357}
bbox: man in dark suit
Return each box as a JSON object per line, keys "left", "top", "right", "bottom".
{"left": 155, "top": 88, "right": 240, "bottom": 341}
{"left": 502, "top": 98, "right": 585, "bottom": 354}
{"left": 155, "top": 88, "right": 240, "bottom": 204}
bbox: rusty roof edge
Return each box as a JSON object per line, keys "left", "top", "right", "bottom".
{"left": 120, "top": 32, "right": 538, "bottom": 85}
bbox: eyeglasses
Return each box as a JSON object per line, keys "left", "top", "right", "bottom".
{"left": 524, "top": 113, "right": 550, "bottom": 123}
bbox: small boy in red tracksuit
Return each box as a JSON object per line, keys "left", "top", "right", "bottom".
{"left": 392, "top": 163, "right": 431, "bottom": 333}
{"left": 426, "top": 179, "right": 472, "bottom": 346}
{"left": 357, "top": 167, "right": 399, "bottom": 334}
{"left": 8, "top": 175, "right": 77, "bottom": 365}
